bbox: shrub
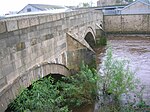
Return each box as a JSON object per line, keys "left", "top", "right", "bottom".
{"left": 96, "top": 36, "right": 107, "bottom": 47}
{"left": 9, "top": 62, "right": 99, "bottom": 112}
{"left": 101, "top": 48, "right": 137, "bottom": 99}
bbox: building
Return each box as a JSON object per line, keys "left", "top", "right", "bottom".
{"left": 120, "top": 0, "right": 150, "bottom": 14}
{"left": 18, "top": 4, "right": 68, "bottom": 14}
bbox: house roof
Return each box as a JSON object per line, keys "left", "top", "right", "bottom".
{"left": 137, "top": 0, "right": 150, "bottom": 4}
{"left": 29, "top": 4, "right": 65, "bottom": 10}
{"left": 121, "top": 0, "right": 150, "bottom": 11}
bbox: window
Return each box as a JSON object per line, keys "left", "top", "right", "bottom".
{"left": 27, "top": 8, "right": 31, "bottom": 12}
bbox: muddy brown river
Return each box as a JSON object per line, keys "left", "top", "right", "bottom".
{"left": 79, "top": 35, "right": 150, "bottom": 112}
{"left": 105, "top": 36, "right": 150, "bottom": 105}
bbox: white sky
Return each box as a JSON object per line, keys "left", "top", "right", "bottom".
{"left": 0, "top": 0, "right": 97, "bottom": 15}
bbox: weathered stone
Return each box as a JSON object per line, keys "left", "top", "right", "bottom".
{"left": 39, "top": 16, "right": 47, "bottom": 24}
{"left": 0, "top": 48, "right": 10, "bottom": 59}
{"left": 30, "top": 38, "right": 37, "bottom": 46}
{"left": 0, "top": 21, "right": 6, "bottom": 33}
{"left": 0, "top": 39, "right": 6, "bottom": 49}
{"left": 15, "top": 59, "right": 22, "bottom": 69}
{"left": 0, "top": 77, "right": 7, "bottom": 89}
{"left": 0, "top": 94, "right": 8, "bottom": 112}
{"left": 105, "top": 14, "right": 150, "bottom": 34}
{"left": 45, "top": 34, "right": 54, "bottom": 40}
{"left": 47, "top": 15, "right": 53, "bottom": 22}
{"left": 30, "top": 17, "right": 39, "bottom": 26}
{"left": 6, "top": 20, "right": 18, "bottom": 31}
{"left": 6, "top": 35, "right": 20, "bottom": 48}
{"left": 0, "top": 10, "right": 104, "bottom": 112}
{"left": 1, "top": 56, "right": 10, "bottom": 66}
{"left": 2, "top": 63, "right": 15, "bottom": 76}
{"left": 18, "top": 18, "right": 30, "bottom": 29}
{"left": 6, "top": 71, "right": 18, "bottom": 83}
{"left": 11, "top": 79, "right": 21, "bottom": 98}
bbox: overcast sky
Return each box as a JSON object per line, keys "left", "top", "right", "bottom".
{"left": 0, "top": 0, "right": 97, "bottom": 15}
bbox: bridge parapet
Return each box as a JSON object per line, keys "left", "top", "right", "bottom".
{"left": 0, "top": 9, "right": 103, "bottom": 111}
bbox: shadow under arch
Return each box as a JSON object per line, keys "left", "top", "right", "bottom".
{"left": 84, "top": 32, "right": 96, "bottom": 49}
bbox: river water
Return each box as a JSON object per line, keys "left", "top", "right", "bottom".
{"left": 108, "top": 36, "right": 150, "bottom": 103}
{"left": 79, "top": 35, "right": 150, "bottom": 112}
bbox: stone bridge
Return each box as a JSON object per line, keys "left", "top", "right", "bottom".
{"left": 0, "top": 9, "right": 103, "bottom": 111}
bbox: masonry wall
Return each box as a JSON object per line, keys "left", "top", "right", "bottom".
{"left": 0, "top": 9, "right": 103, "bottom": 111}
{"left": 104, "top": 14, "right": 150, "bottom": 34}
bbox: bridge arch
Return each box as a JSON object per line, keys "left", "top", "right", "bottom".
{"left": 0, "top": 62, "right": 70, "bottom": 112}
{"left": 84, "top": 27, "right": 96, "bottom": 48}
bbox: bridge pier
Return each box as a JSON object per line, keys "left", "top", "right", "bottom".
{"left": 66, "top": 33, "right": 96, "bottom": 71}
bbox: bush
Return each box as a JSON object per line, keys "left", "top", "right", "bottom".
{"left": 96, "top": 36, "right": 107, "bottom": 47}
{"left": 98, "top": 48, "right": 150, "bottom": 111}
{"left": 9, "top": 62, "right": 99, "bottom": 112}
{"left": 101, "top": 48, "right": 136, "bottom": 99}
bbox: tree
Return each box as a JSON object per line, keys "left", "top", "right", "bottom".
{"left": 82, "top": 3, "right": 90, "bottom": 7}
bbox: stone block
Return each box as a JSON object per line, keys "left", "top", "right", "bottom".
{"left": 39, "top": 16, "right": 47, "bottom": 24}
{"left": 1, "top": 56, "right": 11, "bottom": 66}
{"left": 56, "top": 14, "right": 61, "bottom": 20}
{"left": 30, "top": 53, "right": 37, "bottom": 61}
{"left": 6, "top": 35, "right": 20, "bottom": 48}
{"left": 0, "top": 32, "right": 7, "bottom": 40}
{"left": 47, "top": 15, "right": 53, "bottom": 22}
{"left": 2, "top": 63, "right": 14, "bottom": 76}
{"left": 19, "top": 34, "right": 28, "bottom": 43}
{"left": 6, "top": 70, "right": 19, "bottom": 83}
{"left": 0, "top": 21, "right": 6, "bottom": 33}
{"left": 28, "top": 25, "right": 37, "bottom": 32}
{"left": 52, "top": 14, "right": 57, "bottom": 21}
{"left": 0, "top": 77, "right": 7, "bottom": 89}
{"left": 19, "top": 28, "right": 29, "bottom": 35}
{"left": 7, "top": 30, "right": 19, "bottom": 37}
{"left": 18, "top": 65, "right": 26, "bottom": 75}
{"left": 4, "top": 88, "right": 14, "bottom": 105}
{"left": 6, "top": 20, "right": 18, "bottom": 31}
{"left": 45, "top": 34, "right": 54, "bottom": 40}
{"left": 0, "top": 48, "right": 10, "bottom": 59}
{"left": 0, "top": 39, "right": 6, "bottom": 49}
{"left": 19, "top": 73, "right": 29, "bottom": 88}
{"left": 30, "top": 17, "right": 39, "bottom": 26}
{"left": 11, "top": 79, "right": 21, "bottom": 99}
{"left": 15, "top": 59, "right": 22, "bottom": 69}
{"left": 0, "top": 94, "right": 8, "bottom": 112}
{"left": 30, "top": 38, "right": 37, "bottom": 46}
{"left": 18, "top": 18, "right": 30, "bottom": 29}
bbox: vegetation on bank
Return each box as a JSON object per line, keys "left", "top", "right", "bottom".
{"left": 8, "top": 48, "right": 150, "bottom": 112}
{"left": 98, "top": 48, "right": 150, "bottom": 111}
{"left": 96, "top": 36, "right": 107, "bottom": 47}
{"left": 8, "top": 62, "right": 99, "bottom": 112}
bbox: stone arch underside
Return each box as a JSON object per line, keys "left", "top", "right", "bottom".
{"left": 84, "top": 27, "right": 96, "bottom": 49}
{"left": 0, "top": 63, "right": 70, "bottom": 112}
